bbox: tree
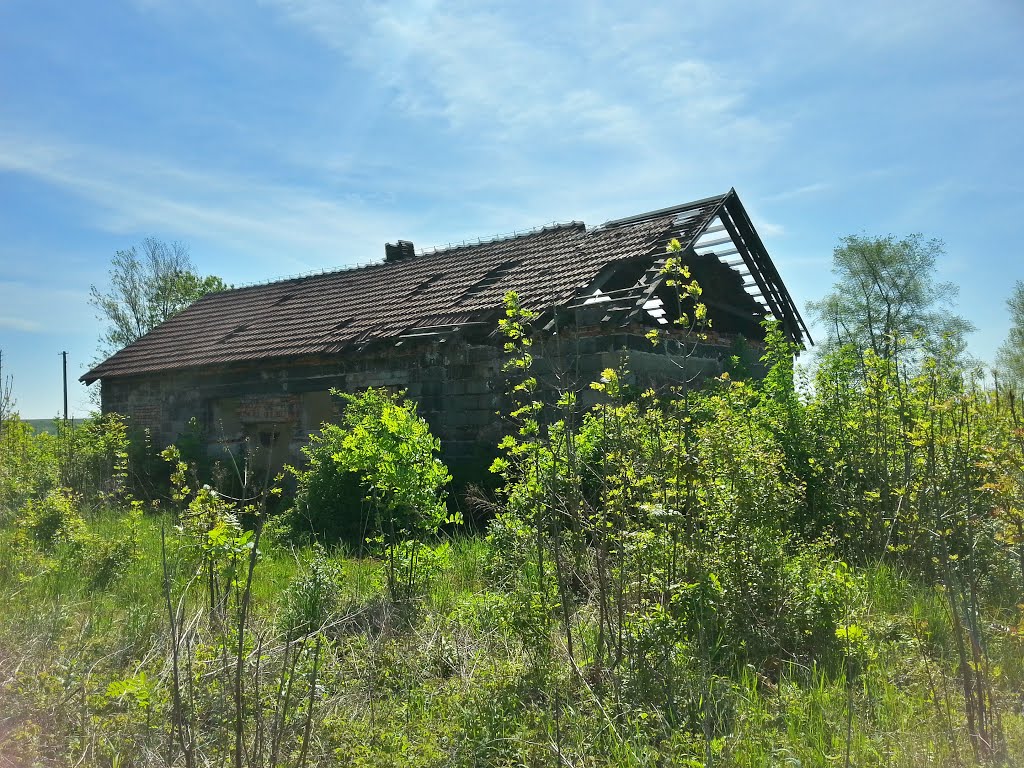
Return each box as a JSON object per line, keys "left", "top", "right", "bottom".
{"left": 290, "top": 387, "right": 452, "bottom": 598}
{"left": 0, "top": 349, "right": 13, "bottom": 428}
{"left": 807, "top": 233, "right": 974, "bottom": 361}
{"left": 996, "top": 280, "right": 1024, "bottom": 390}
{"left": 89, "top": 238, "right": 227, "bottom": 358}
{"left": 329, "top": 387, "right": 452, "bottom": 599}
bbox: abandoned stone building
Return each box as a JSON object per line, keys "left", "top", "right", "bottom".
{"left": 81, "top": 189, "right": 810, "bottom": 485}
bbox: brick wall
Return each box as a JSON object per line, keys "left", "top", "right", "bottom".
{"left": 98, "top": 330, "right": 743, "bottom": 489}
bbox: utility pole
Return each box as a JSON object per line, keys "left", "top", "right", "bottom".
{"left": 61, "top": 351, "right": 68, "bottom": 423}
{"left": 0, "top": 348, "right": 7, "bottom": 424}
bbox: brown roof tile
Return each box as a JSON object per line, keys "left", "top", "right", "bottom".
{"left": 82, "top": 191, "right": 804, "bottom": 382}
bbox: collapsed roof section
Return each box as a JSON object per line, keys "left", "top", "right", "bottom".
{"left": 82, "top": 189, "right": 809, "bottom": 384}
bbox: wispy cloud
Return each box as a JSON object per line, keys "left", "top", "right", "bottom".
{"left": 252, "top": 0, "right": 792, "bottom": 248}
{"left": 0, "top": 316, "right": 43, "bottom": 333}
{"left": 264, "top": 0, "right": 779, "bottom": 158}
{"left": 765, "top": 182, "right": 833, "bottom": 203}
{"left": 0, "top": 130, "right": 424, "bottom": 274}
{"left": 0, "top": 280, "right": 92, "bottom": 336}
{"left": 265, "top": 0, "right": 629, "bottom": 140}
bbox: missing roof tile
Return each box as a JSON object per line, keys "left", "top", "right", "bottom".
{"left": 408, "top": 273, "right": 445, "bottom": 297}
{"left": 458, "top": 260, "right": 522, "bottom": 304}
{"left": 220, "top": 323, "right": 250, "bottom": 343}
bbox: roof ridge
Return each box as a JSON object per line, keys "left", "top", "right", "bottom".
{"left": 416, "top": 220, "right": 586, "bottom": 257}
{"left": 207, "top": 259, "right": 385, "bottom": 297}
{"left": 600, "top": 191, "right": 730, "bottom": 229}
{"left": 211, "top": 220, "right": 589, "bottom": 295}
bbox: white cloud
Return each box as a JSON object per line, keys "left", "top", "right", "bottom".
{"left": 0, "top": 131, "right": 422, "bottom": 274}
{"left": 0, "top": 281, "right": 92, "bottom": 336}
{"left": 0, "top": 316, "right": 43, "bottom": 333}
{"left": 765, "top": 182, "right": 833, "bottom": 203}
{"left": 250, "top": 0, "right": 788, "bottom": 244}
{"left": 262, "top": 0, "right": 777, "bottom": 157}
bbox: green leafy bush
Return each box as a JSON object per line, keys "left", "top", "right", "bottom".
{"left": 17, "top": 487, "right": 85, "bottom": 551}
{"left": 0, "top": 418, "right": 57, "bottom": 514}
{"left": 279, "top": 544, "right": 343, "bottom": 636}
{"left": 12, "top": 488, "right": 141, "bottom": 589}
{"left": 1, "top": 413, "right": 130, "bottom": 517}
{"left": 287, "top": 425, "right": 368, "bottom": 543}
{"left": 55, "top": 413, "right": 130, "bottom": 504}
{"left": 290, "top": 388, "right": 453, "bottom": 599}
{"left": 73, "top": 504, "right": 143, "bottom": 589}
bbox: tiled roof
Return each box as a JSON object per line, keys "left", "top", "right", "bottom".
{"left": 82, "top": 190, "right": 805, "bottom": 382}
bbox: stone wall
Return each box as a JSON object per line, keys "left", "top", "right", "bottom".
{"left": 98, "top": 329, "right": 745, "bottom": 489}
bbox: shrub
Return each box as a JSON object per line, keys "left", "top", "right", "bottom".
{"left": 782, "top": 543, "right": 855, "bottom": 659}
{"left": 1, "top": 413, "right": 131, "bottom": 513}
{"left": 15, "top": 489, "right": 142, "bottom": 588}
{"left": 17, "top": 487, "right": 85, "bottom": 551}
{"left": 73, "top": 504, "right": 143, "bottom": 589}
{"left": 290, "top": 388, "right": 453, "bottom": 599}
{"left": 289, "top": 428, "right": 369, "bottom": 543}
{"left": 0, "top": 418, "right": 59, "bottom": 514}
{"left": 279, "top": 544, "right": 343, "bottom": 637}
{"left": 55, "top": 413, "right": 130, "bottom": 504}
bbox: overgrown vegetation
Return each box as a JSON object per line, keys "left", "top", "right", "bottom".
{"left": 287, "top": 387, "right": 455, "bottom": 599}
{"left": 997, "top": 279, "right": 1024, "bottom": 391}
{"left": 2, "top": 240, "right": 1024, "bottom": 766}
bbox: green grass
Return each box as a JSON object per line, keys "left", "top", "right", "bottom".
{"left": 1, "top": 508, "right": 1022, "bottom": 768}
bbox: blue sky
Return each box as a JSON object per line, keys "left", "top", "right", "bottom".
{"left": 1, "top": 0, "right": 1022, "bottom": 418}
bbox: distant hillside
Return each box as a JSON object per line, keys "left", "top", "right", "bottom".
{"left": 23, "top": 419, "right": 61, "bottom": 435}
